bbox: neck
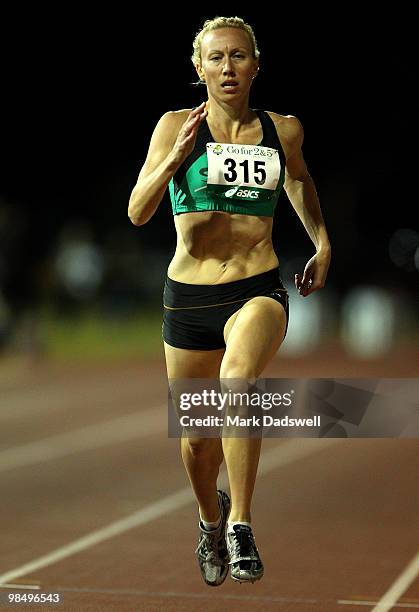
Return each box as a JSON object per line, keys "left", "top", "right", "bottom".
{"left": 205, "top": 96, "right": 254, "bottom": 137}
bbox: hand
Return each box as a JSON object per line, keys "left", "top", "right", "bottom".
{"left": 171, "top": 102, "right": 208, "bottom": 166}
{"left": 295, "top": 248, "right": 331, "bottom": 297}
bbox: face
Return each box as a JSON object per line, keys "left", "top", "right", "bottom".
{"left": 197, "top": 27, "right": 258, "bottom": 97}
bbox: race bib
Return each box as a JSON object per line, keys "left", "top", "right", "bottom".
{"left": 206, "top": 142, "right": 281, "bottom": 201}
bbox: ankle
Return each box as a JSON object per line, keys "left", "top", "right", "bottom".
{"left": 228, "top": 520, "right": 251, "bottom": 533}
{"left": 200, "top": 515, "right": 221, "bottom": 531}
{"left": 228, "top": 513, "right": 251, "bottom": 523}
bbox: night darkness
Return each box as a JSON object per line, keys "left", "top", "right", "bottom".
{"left": 1, "top": 10, "right": 418, "bottom": 319}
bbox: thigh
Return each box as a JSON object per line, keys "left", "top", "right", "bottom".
{"left": 221, "top": 296, "right": 287, "bottom": 378}
{"left": 164, "top": 341, "right": 225, "bottom": 379}
{"left": 165, "top": 342, "right": 225, "bottom": 432}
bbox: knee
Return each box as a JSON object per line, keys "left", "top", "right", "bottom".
{"left": 219, "top": 359, "right": 257, "bottom": 383}
{"left": 184, "top": 437, "right": 218, "bottom": 459}
{"left": 219, "top": 365, "right": 258, "bottom": 409}
{"left": 219, "top": 363, "right": 259, "bottom": 418}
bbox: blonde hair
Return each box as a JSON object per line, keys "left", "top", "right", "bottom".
{"left": 191, "top": 16, "right": 260, "bottom": 67}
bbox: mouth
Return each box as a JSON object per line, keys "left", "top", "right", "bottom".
{"left": 221, "top": 80, "right": 239, "bottom": 89}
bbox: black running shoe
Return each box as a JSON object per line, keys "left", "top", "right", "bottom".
{"left": 226, "top": 524, "right": 264, "bottom": 583}
{"left": 195, "top": 490, "right": 231, "bottom": 586}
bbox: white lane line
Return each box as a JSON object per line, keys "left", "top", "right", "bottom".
{"left": 0, "top": 373, "right": 164, "bottom": 423}
{"left": 0, "top": 407, "right": 165, "bottom": 473}
{"left": 339, "top": 600, "right": 419, "bottom": 608}
{"left": 0, "top": 584, "right": 40, "bottom": 590}
{"left": 0, "top": 380, "right": 141, "bottom": 420}
{"left": 370, "top": 551, "right": 419, "bottom": 612}
{"left": 0, "top": 438, "right": 339, "bottom": 586}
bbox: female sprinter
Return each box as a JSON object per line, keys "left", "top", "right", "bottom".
{"left": 128, "top": 16, "right": 331, "bottom": 586}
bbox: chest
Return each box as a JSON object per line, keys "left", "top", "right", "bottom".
{"left": 205, "top": 120, "right": 263, "bottom": 146}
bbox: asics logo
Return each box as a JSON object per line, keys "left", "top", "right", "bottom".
{"left": 233, "top": 189, "right": 260, "bottom": 199}
{"left": 225, "top": 188, "right": 239, "bottom": 197}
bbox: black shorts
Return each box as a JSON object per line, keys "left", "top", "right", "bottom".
{"left": 162, "top": 267, "right": 289, "bottom": 351}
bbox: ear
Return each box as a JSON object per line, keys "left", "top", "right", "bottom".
{"left": 195, "top": 64, "right": 205, "bottom": 82}
{"left": 251, "top": 62, "right": 260, "bottom": 81}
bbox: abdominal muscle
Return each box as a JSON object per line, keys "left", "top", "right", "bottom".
{"left": 167, "top": 211, "right": 279, "bottom": 284}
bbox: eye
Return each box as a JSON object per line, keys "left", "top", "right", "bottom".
{"left": 210, "top": 56, "right": 222, "bottom": 61}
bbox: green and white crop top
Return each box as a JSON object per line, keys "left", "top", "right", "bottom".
{"left": 169, "top": 109, "right": 286, "bottom": 217}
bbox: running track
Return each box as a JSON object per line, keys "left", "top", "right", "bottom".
{"left": 0, "top": 346, "right": 418, "bottom": 611}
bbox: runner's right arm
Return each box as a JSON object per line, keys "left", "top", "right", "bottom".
{"left": 128, "top": 103, "right": 207, "bottom": 226}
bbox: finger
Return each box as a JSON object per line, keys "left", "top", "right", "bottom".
{"left": 186, "top": 117, "right": 203, "bottom": 137}
{"left": 302, "top": 279, "right": 316, "bottom": 296}
{"left": 180, "top": 117, "right": 201, "bottom": 140}
{"left": 190, "top": 102, "right": 206, "bottom": 116}
{"left": 295, "top": 273, "right": 312, "bottom": 296}
{"left": 183, "top": 131, "right": 198, "bottom": 144}
{"left": 179, "top": 105, "right": 208, "bottom": 146}
{"left": 184, "top": 120, "right": 203, "bottom": 141}
{"left": 301, "top": 278, "right": 316, "bottom": 297}
{"left": 300, "top": 268, "right": 310, "bottom": 286}
{"left": 185, "top": 113, "right": 204, "bottom": 130}
{"left": 185, "top": 105, "right": 207, "bottom": 130}
{"left": 186, "top": 111, "right": 207, "bottom": 137}
{"left": 193, "top": 109, "right": 208, "bottom": 123}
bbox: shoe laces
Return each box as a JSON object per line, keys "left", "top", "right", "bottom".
{"left": 196, "top": 528, "right": 223, "bottom": 564}
{"left": 230, "top": 526, "right": 257, "bottom": 560}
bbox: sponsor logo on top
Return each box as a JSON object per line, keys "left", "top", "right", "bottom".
{"left": 212, "top": 144, "right": 223, "bottom": 155}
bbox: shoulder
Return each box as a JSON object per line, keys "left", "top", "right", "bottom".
{"left": 265, "top": 111, "right": 304, "bottom": 138}
{"left": 157, "top": 108, "right": 192, "bottom": 129}
{"left": 265, "top": 112, "right": 304, "bottom": 156}
{"left": 148, "top": 108, "right": 191, "bottom": 147}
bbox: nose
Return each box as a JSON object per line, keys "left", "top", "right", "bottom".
{"left": 222, "top": 56, "right": 235, "bottom": 75}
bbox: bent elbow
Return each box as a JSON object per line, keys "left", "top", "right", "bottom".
{"left": 128, "top": 214, "right": 141, "bottom": 227}
{"left": 128, "top": 192, "right": 145, "bottom": 226}
{"left": 128, "top": 208, "right": 145, "bottom": 227}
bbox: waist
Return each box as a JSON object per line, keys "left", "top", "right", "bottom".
{"left": 167, "top": 250, "right": 280, "bottom": 285}
{"left": 164, "top": 267, "right": 284, "bottom": 309}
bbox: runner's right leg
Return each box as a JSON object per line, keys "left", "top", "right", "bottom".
{"left": 164, "top": 342, "right": 230, "bottom": 586}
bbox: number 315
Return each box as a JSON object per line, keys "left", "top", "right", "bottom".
{"left": 224, "top": 159, "right": 266, "bottom": 185}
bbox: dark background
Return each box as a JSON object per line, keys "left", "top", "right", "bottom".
{"left": 1, "top": 9, "right": 418, "bottom": 352}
